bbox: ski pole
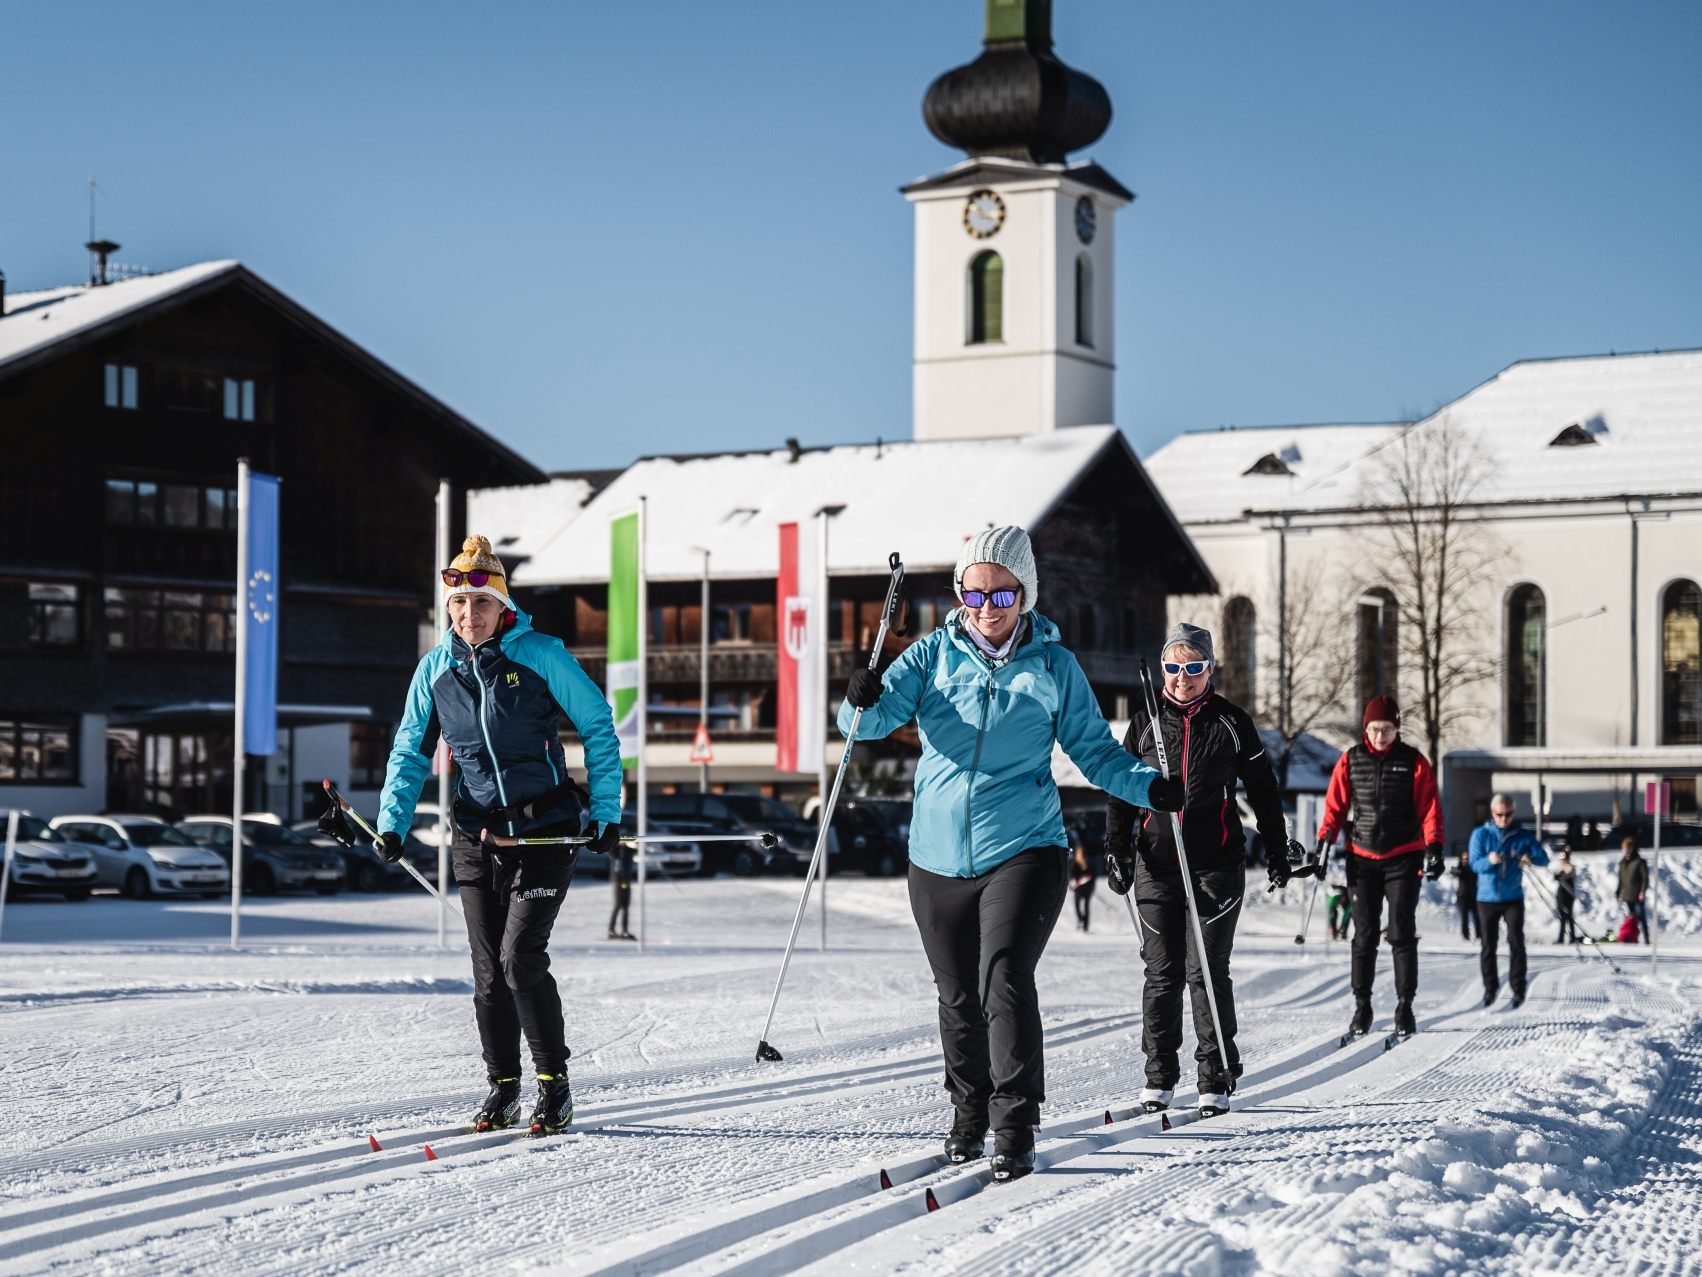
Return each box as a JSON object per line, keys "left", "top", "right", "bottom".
{"left": 321, "top": 779, "right": 464, "bottom": 922}
{"left": 1138, "top": 658, "right": 1234, "bottom": 1083}
{"left": 492, "top": 832, "right": 781, "bottom": 848}
{"left": 1295, "top": 870, "right": 1323, "bottom": 945}
{"left": 1523, "top": 863, "right": 1622, "bottom": 975}
{"left": 755, "top": 551, "right": 905, "bottom": 1063}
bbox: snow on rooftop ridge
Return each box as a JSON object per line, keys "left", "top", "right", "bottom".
{"left": 467, "top": 477, "right": 594, "bottom": 564}
{"left": 508, "top": 427, "right": 1124, "bottom": 586}
{"left": 0, "top": 260, "right": 240, "bottom": 370}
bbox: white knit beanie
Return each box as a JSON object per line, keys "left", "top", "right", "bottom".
{"left": 954, "top": 525, "right": 1039, "bottom": 614}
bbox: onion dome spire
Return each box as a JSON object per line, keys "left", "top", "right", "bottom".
{"left": 922, "top": 0, "right": 1112, "bottom": 164}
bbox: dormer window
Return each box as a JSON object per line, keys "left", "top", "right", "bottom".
{"left": 1549, "top": 422, "right": 1599, "bottom": 447}
{"left": 1243, "top": 452, "right": 1294, "bottom": 476}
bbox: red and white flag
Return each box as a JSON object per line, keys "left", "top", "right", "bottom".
{"left": 776, "top": 521, "right": 824, "bottom": 774}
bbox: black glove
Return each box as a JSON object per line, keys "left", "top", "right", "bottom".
{"left": 1424, "top": 844, "right": 1445, "bottom": 881}
{"left": 1145, "top": 775, "right": 1185, "bottom": 812}
{"left": 588, "top": 822, "right": 621, "bottom": 859}
{"left": 1104, "top": 850, "right": 1135, "bottom": 896}
{"left": 376, "top": 831, "right": 405, "bottom": 863}
{"left": 317, "top": 804, "right": 358, "bottom": 848}
{"left": 846, "top": 668, "right": 883, "bottom": 710}
{"left": 1266, "top": 853, "right": 1292, "bottom": 892}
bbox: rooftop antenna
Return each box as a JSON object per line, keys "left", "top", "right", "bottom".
{"left": 84, "top": 171, "right": 119, "bottom": 286}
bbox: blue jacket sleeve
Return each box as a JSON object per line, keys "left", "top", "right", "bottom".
{"left": 379, "top": 652, "right": 442, "bottom": 837}
{"left": 836, "top": 633, "right": 936, "bottom": 742}
{"left": 522, "top": 636, "right": 624, "bottom": 828}
{"left": 1467, "top": 826, "right": 1493, "bottom": 874}
{"left": 1053, "top": 648, "right": 1158, "bottom": 809}
{"left": 1522, "top": 830, "right": 1549, "bottom": 866}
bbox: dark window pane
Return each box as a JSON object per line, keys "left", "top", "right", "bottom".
{"left": 1662, "top": 580, "right": 1702, "bottom": 747}
{"left": 28, "top": 583, "right": 80, "bottom": 646}
{"left": 135, "top": 482, "right": 158, "bottom": 526}
{"left": 105, "top": 479, "right": 134, "bottom": 524}
{"left": 161, "top": 485, "right": 200, "bottom": 528}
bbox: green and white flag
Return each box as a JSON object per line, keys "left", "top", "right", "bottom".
{"left": 607, "top": 508, "right": 644, "bottom": 767}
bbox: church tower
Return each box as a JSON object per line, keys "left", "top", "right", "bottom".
{"left": 907, "top": 0, "right": 1132, "bottom": 442}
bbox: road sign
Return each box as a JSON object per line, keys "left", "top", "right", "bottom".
{"left": 690, "top": 722, "right": 714, "bottom": 764}
{"left": 1644, "top": 781, "right": 1671, "bottom": 816}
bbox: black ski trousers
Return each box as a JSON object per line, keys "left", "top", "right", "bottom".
{"left": 1477, "top": 899, "right": 1528, "bottom": 999}
{"left": 1555, "top": 888, "right": 1578, "bottom": 944}
{"left": 609, "top": 879, "right": 631, "bottom": 935}
{"left": 1134, "top": 859, "right": 1244, "bottom": 1093}
{"left": 908, "top": 846, "right": 1069, "bottom": 1136}
{"left": 454, "top": 831, "right": 576, "bottom": 1077}
{"left": 1350, "top": 852, "right": 1422, "bottom": 1003}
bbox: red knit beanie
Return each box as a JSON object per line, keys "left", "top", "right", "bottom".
{"left": 1363, "top": 695, "right": 1400, "bottom": 729}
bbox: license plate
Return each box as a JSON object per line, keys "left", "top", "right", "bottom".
{"left": 315, "top": 870, "right": 341, "bottom": 880}
{"left": 56, "top": 867, "right": 88, "bottom": 878}
{"left": 190, "top": 875, "right": 223, "bottom": 884}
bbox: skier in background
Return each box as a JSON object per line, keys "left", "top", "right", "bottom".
{"left": 1453, "top": 848, "right": 1479, "bottom": 941}
{"left": 608, "top": 840, "right": 636, "bottom": 941}
{"left": 1468, "top": 794, "right": 1547, "bottom": 1007}
{"left": 1553, "top": 846, "right": 1579, "bottom": 945}
{"left": 1069, "top": 837, "right": 1097, "bottom": 932}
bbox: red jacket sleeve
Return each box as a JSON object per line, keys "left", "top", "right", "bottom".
{"left": 1413, "top": 753, "right": 1443, "bottom": 846}
{"left": 1318, "top": 753, "right": 1353, "bottom": 844}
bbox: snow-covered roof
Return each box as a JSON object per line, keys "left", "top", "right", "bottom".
{"left": 506, "top": 427, "right": 1194, "bottom": 585}
{"left": 0, "top": 261, "right": 239, "bottom": 372}
{"left": 1146, "top": 349, "right": 1702, "bottom": 523}
{"left": 467, "top": 477, "right": 594, "bottom": 567}
{"left": 1144, "top": 423, "right": 1403, "bottom": 524}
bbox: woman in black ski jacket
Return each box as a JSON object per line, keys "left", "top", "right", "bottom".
{"left": 1105, "top": 623, "right": 1297, "bottom": 1116}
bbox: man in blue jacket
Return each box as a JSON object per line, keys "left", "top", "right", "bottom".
{"left": 378, "top": 536, "right": 623, "bottom": 1135}
{"left": 841, "top": 526, "right": 1181, "bottom": 1181}
{"left": 1468, "top": 794, "right": 1548, "bottom": 1008}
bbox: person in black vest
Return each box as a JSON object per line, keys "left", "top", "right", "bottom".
{"left": 1315, "top": 695, "right": 1444, "bottom": 1040}
{"left": 1105, "top": 623, "right": 1304, "bottom": 1117}
{"left": 1553, "top": 846, "right": 1579, "bottom": 944}
{"left": 1453, "top": 849, "right": 1478, "bottom": 941}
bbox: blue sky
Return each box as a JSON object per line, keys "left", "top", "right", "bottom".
{"left": 5, "top": 1, "right": 1698, "bottom": 471}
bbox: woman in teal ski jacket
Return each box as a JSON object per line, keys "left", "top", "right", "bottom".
{"left": 839, "top": 525, "right": 1181, "bottom": 1182}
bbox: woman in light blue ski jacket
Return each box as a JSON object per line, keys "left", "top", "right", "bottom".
{"left": 838, "top": 526, "right": 1182, "bottom": 1181}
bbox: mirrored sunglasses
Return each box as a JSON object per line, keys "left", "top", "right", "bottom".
{"left": 963, "top": 589, "right": 1018, "bottom": 609}
{"left": 1162, "top": 660, "right": 1210, "bottom": 677}
{"left": 442, "top": 568, "right": 495, "bottom": 588}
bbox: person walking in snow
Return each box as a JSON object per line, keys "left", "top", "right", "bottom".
{"left": 1316, "top": 695, "right": 1444, "bottom": 1040}
{"left": 839, "top": 525, "right": 1181, "bottom": 1182}
{"left": 1104, "top": 622, "right": 1306, "bottom": 1117}
{"left": 1326, "top": 838, "right": 1352, "bottom": 941}
{"left": 1453, "top": 849, "right": 1479, "bottom": 941}
{"left": 1617, "top": 837, "right": 1649, "bottom": 942}
{"left": 377, "top": 535, "right": 623, "bottom": 1135}
{"left": 1468, "top": 795, "right": 1548, "bottom": 1007}
{"left": 1069, "top": 839, "right": 1098, "bottom": 932}
{"left": 1553, "top": 846, "right": 1579, "bottom": 945}
{"left": 608, "top": 841, "right": 636, "bottom": 940}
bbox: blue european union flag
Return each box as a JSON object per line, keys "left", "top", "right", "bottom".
{"left": 243, "top": 472, "right": 281, "bottom": 756}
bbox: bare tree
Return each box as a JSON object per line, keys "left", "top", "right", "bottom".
{"left": 1258, "top": 557, "right": 1360, "bottom": 788}
{"left": 1359, "top": 414, "right": 1503, "bottom": 764}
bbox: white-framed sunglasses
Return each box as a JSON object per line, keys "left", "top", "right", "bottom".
{"left": 1162, "top": 660, "right": 1211, "bottom": 677}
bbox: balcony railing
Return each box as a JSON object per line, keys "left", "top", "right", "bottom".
{"left": 574, "top": 643, "right": 866, "bottom": 688}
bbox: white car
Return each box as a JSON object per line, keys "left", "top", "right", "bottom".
{"left": 1, "top": 811, "right": 99, "bottom": 901}
{"left": 49, "top": 815, "right": 230, "bottom": 899}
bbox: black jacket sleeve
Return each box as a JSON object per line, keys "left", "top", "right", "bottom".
{"left": 1231, "top": 703, "right": 1289, "bottom": 855}
{"left": 1104, "top": 717, "right": 1142, "bottom": 855}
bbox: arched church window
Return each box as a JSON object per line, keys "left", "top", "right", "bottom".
{"left": 1505, "top": 583, "right": 1546, "bottom": 746}
{"left": 1074, "top": 254, "right": 1094, "bottom": 348}
{"left": 1356, "top": 588, "right": 1399, "bottom": 709}
{"left": 1219, "top": 597, "right": 1256, "bottom": 706}
{"left": 968, "top": 251, "right": 1003, "bottom": 344}
{"left": 1661, "top": 579, "right": 1702, "bottom": 745}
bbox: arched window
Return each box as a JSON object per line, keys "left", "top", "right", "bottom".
{"left": 968, "top": 251, "right": 1003, "bottom": 344}
{"left": 1505, "top": 584, "right": 1546, "bottom": 746}
{"left": 1661, "top": 579, "right": 1702, "bottom": 745}
{"left": 1356, "top": 588, "right": 1399, "bottom": 709}
{"left": 1218, "top": 597, "right": 1257, "bottom": 707}
{"left": 1074, "top": 254, "right": 1094, "bottom": 348}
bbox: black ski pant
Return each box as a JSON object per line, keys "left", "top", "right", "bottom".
{"left": 1555, "top": 890, "right": 1578, "bottom": 944}
{"left": 1134, "top": 859, "right": 1244, "bottom": 1093}
{"left": 454, "top": 831, "right": 576, "bottom": 1078}
{"left": 908, "top": 846, "right": 1069, "bottom": 1136}
{"left": 1073, "top": 885, "right": 1093, "bottom": 930}
{"left": 609, "top": 879, "right": 631, "bottom": 935}
{"left": 1458, "top": 901, "right": 1479, "bottom": 941}
{"left": 1477, "top": 900, "right": 1528, "bottom": 999}
{"left": 1350, "top": 852, "right": 1422, "bottom": 1004}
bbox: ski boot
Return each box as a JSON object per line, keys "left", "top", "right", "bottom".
{"left": 529, "top": 1072, "right": 574, "bottom": 1136}
{"left": 989, "top": 1129, "right": 1036, "bottom": 1183}
{"left": 1347, "top": 997, "right": 1373, "bottom": 1039}
{"left": 1138, "top": 1087, "right": 1173, "bottom": 1115}
{"left": 473, "top": 1075, "right": 522, "bottom": 1132}
{"left": 1394, "top": 999, "right": 1417, "bottom": 1039}
{"left": 1483, "top": 985, "right": 1498, "bottom": 1008}
{"left": 1197, "top": 1092, "right": 1231, "bottom": 1119}
{"left": 943, "top": 1109, "right": 987, "bottom": 1164}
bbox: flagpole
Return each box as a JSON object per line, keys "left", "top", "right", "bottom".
{"left": 817, "top": 510, "right": 829, "bottom": 953}
{"left": 231, "top": 459, "right": 249, "bottom": 949}
{"left": 435, "top": 479, "right": 452, "bottom": 950}
{"left": 636, "top": 495, "right": 649, "bottom": 953}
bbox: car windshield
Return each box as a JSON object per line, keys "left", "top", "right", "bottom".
{"left": 719, "top": 796, "right": 798, "bottom": 824}
{"left": 13, "top": 816, "right": 61, "bottom": 842}
{"left": 124, "top": 823, "right": 196, "bottom": 847}
{"left": 242, "top": 820, "right": 314, "bottom": 847}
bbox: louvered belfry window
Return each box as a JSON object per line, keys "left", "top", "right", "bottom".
{"left": 969, "top": 251, "right": 1003, "bottom": 344}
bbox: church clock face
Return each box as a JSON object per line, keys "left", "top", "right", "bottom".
{"left": 962, "top": 189, "right": 1006, "bottom": 239}
{"left": 1074, "top": 195, "right": 1097, "bottom": 245}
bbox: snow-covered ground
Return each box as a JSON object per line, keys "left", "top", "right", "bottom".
{"left": 1, "top": 866, "right": 1699, "bottom": 1276}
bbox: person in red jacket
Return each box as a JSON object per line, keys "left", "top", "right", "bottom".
{"left": 1316, "top": 694, "right": 1443, "bottom": 1040}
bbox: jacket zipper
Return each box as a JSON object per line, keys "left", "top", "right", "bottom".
{"left": 473, "top": 651, "right": 510, "bottom": 829}
{"left": 963, "top": 673, "right": 994, "bottom": 874}
{"left": 1175, "top": 711, "right": 1191, "bottom": 865}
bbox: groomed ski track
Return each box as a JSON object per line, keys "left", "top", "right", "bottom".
{"left": 0, "top": 878, "right": 1697, "bottom": 1275}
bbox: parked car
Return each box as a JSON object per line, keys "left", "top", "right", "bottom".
{"left": 1602, "top": 819, "right": 1702, "bottom": 850}
{"left": 49, "top": 814, "right": 230, "bottom": 899}
{"left": 647, "top": 792, "right": 814, "bottom": 875}
{"left": 285, "top": 817, "right": 440, "bottom": 892}
{"left": 833, "top": 797, "right": 910, "bottom": 876}
{"left": 0, "top": 812, "right": 98, "bottom": 900}
{"left": 574, "top": 817, "right": 707, "bottom": 879}
{"left": 177, "top": 816, "right": 347, "bottom": 896}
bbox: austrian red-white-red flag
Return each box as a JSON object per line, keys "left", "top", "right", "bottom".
{"left": 776, "top": 521, "right": 824, "bottom": 774}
